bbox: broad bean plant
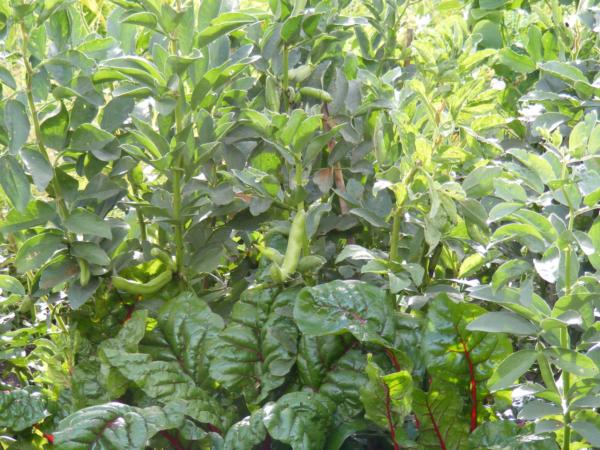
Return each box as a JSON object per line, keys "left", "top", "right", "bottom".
{"left": 1, "top": 0, "right": 600, "bottom": 449}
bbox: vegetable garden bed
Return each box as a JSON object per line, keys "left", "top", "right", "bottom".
{"left": 1, "top": 0, "right": 600, "bottom": 449}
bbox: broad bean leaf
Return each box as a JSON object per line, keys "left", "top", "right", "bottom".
{"left": 0, "top": 154, "right": 31, "bottom": 212}
{"left": 469, "top": 420, "right": 559, "bottom": 449}
{"left": 4, "top": 99, "right": 30, "bottom": 154}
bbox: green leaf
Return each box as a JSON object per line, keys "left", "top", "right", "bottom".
{"left": 324, "top": 419, "right": 370, "bottom": 450}
{"left": 263, "top": 391, "right": 334, "bottom": 450}
{"left": 101, "top": 301, "right": 228, "bottom": 428}
{"left": 517, "top": 399, "right": 561, "bottom": 420}
{"left": 209, "top": 287, "right": 298, "bottom": 403}
{"left": 15, "top": 232, "right": 66, "bottom": 273}
{"left": 64, "top": 209, "right": 112, "bottom": 239}
{"left": 539, "top": 61, "right": 588, "bottom": 84}
{"left": 552, "top": 293, "right": 594, "bottom": 330}
{"left": 466, "top": 311, "right": 539, "bottom": 336}
{"left": 71, "top": 241, "right": 111, "bottom": 266}
{"left": 413, "top": 380, "right": 469, "bottom": 450}
{"left": 294, "top": 280, "right": 397, "bottom": 346}
{"left": 589, "top": 217, "right": 600, "bottom": 271}
{"left": 197, "top": 12, "right": 258, "bottom": 47}
{"left": 121, "top": 11, "right": 158, "bottom": 28}
{"left": 53, "top": 402, "right": 158, "bottom": 450}
{"left": 492, "top": 260, "right": 531, "bottom": 290}
{"left": 0, "top": 274, "right": 25, "bottom": 295}
{"left": 479, "top": 0, "right": 505, "bottom": 9}
{"left": 101, "top": 97, "right": 134, "bottom": 133}
{"left": 492, "top": 224, "right": 546, "bottom": 253}
{"left": 223, "top": 409, "right": 267, "bottom": 450}
{"left": 39, "top": 256, "right": 79, "bottom": 290}
{"left": 67, "top": 278, "right": 101, "bottom": 310}
{"left": 0, "top": 154, "right": 31, "bottom": 212}
{"left": 488, "top": 350, "right": 538, "bottom": 392}
{"left": 499, "top": 48, "right": 536, "bottom": 74}
{"left": 359, "top": 356, "right": 412, "bottom": 432}
{"left": 469, "top": 420, "right": 558, "bottom": 449}
{"left": 0, "top": 200, "right": 56, "bottom": 234}
{"left": 0, "top": 66, "right": 16, "bottom": 89}
{"left": 0, "top": 389, "right": 46, "bottom": 432}
{"left": 40, "top": 102, "right": 69, "bottom": 150}
{"left": 472, "top": 20, "right": 502, "bottom": 49}
{"left": 543, "top": 347, "right": 599, "bottom": 378}
{"left": 71, "top": 123, "right": 115, "bottom": 154}
{"left": 422, "top": 295, "right": 512, "bottom": 390}
{"left": 508, "top": 148, "right": 557, "bottom": 185}
{"left": 281, "top": 15, "right": 303, "bottom": 43}
{"left": 571, "top": 419, "right": 600, "bottom": 447}
{"left": 20, "top": 148, "right": 53, "bottom": 191}
{"left": 301, "top": 344, "right": 368, "bottom": 418}
{"left": 4, "top": 99, "right": 30, "bottom": 154}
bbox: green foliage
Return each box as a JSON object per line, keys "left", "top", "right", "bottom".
{"left": 1, "top": 0, "right": 600, "bottom": 448}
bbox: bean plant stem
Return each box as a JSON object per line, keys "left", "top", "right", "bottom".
{"left": 560, "top": 163, "right": 575, "bottom": 450}
{"left": 282, "top": 45, "right": 289, "bottom": 111}
{"left": 389, "top": 166, "right": 419, "bottom": 264}
{"left": 170, "top": 4, "right": 185, "bottom": 277}
{"left": 172, "top": 153, "right": 184, "bottom": 275}
{"left": 389, "top": 209, "right": 402, "bottom": 264}
{"left": 19, "top": 21, "right": 70, "bottom": 223}
{"left": 136, "top": 206, "right": 147, "bottom": 241}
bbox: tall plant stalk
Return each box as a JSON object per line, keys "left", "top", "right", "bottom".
{"left": 19, "top": 21, "right": 69, "bottom": 223}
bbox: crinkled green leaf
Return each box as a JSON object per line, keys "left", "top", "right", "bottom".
{"left": 359, "top": 356, "right": 412, "bottom": 433}
{"left": 100, "top": 307, "right": 228, "bottom": 428}
{"left": 223, "top": 409, "right": 267, "bottom": 450}
{"left": 263, "top": 392, "right": 334, "bottom": 450}
{"left": 422, "top": 295, "right": 512, "bottom": 394}
{"left": 0, "top": 389, "right": 46, "bottom": 432}
{"left": 209, "top": 287, "right": 298, "bottom": 403}
{"left": 53, "top": 402, "right": 179, "bottom": 450}
{"left": 294, "top": 280, "right": 397, "bottom": 346}
{"left": 413, "top": 380, "right": 469, "bottom": 450}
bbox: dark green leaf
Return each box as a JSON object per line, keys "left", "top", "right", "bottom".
{"left": 0, "top": 274, "right": 25, "bottom": 295}
{"left": 263, "top": 391, "right": 334, "bottom": 450}
{"left": 40, "top": 102, "right": 69, "bottom": 150}
{"left": 4, "top": 99, "right": 30, "bottom": 154}
{"left": 0, "top": 154, "right": 31, "bottom": 212}
{"left": 294, "top": 280, "right": 397, "bottom": 346}
{"left": 64, "top": 209, "right": 112, "bottom": 239}
{"left": 0, "top": 389, "right": 46, "bottom": 432}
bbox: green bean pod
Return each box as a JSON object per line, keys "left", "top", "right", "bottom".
{"left": 299, "top": 87, "right": 333, "bottom": 103}
{"left": 256, "top": 244, "right": 284, "bottom": 265}
{"left": 279, "top": 208, "right": 306, "bottom": 280}
{"left": 112, "top": 269, "right": 173, "bottom": 295}
{"left": 297, "top": 255, "right": 326, "bottom": 273}
{"left": 150, "top": 247, "right": 175, "bottom": 269}
{"left": 78, "top": 258, "right": 90, "bottom": 287}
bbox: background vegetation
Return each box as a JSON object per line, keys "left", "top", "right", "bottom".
{"left": 1, "top": 0, "right": 600, "bottom": 448}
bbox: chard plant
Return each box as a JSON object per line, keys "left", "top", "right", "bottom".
{"left": 1, "top": 0, "right": 600, "bottom": 449}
